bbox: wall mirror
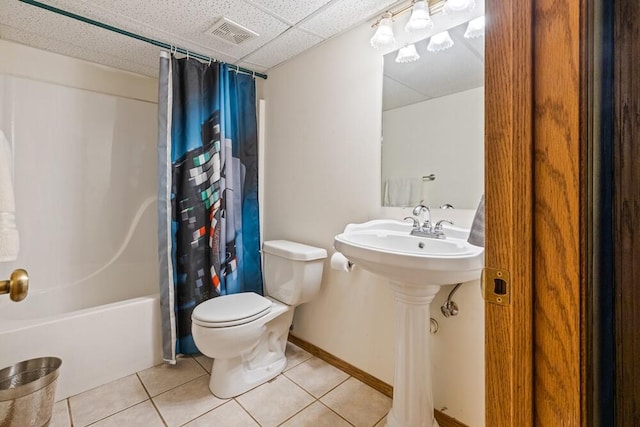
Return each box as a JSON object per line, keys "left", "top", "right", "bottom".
{"left": 381, "top": 18, "right": 485, "bottom": 209}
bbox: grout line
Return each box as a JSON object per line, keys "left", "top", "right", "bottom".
{"left": 316, "top": 374, "right": 351, "bottom": 399}
{"left": 65, "top": 398, "right": 74, "bottom": 427}
{"left": 233, "top": 396, "right": 264, "bottom": 426}
{"left": 84, "top": 400, "right": 148, "bottom": 426}
{"left": 273, "top": 398, "right": 316, "bottom": 427}
{"left": 191, "top": 354, "right": 212, "bottom": 374}
{"left": 317, "top": 400, "right": 356, "bottom": 426}
{"left": 373, "top": 411, "right": 389, "bottom": 427}
{"left": 136, "top": 372, "right": 169, "bottom": 427}
{"left": 69, "top": 374, "right": 149, "bottom": 426}
{"left": 281, "top": 361, "right": 351, "bottom": 400}
{"left": 176, "top": 399, "right": 234, "bottom": 427}
{"left": 138, "top": 357, "right": 209, "bottom": 398}
{"left": 136, "top": 372, "right": 153, "bottom": 399}
{"left": 150, "top": 373, "right": 209, "bottom": 398}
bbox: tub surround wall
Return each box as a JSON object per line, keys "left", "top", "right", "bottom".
{"left": 0, "top": 40, "right": 157, "bottom": 102}
{"left": 0, "top": 40, "right": 158, "bottom": 295}
{"left": 263, "top": 23, "right": 485, "bottom": 426}
{"left": 0, "top": 40, "right": 161, "bottom": 400}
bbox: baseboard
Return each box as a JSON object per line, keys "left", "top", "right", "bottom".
{"left": 288, "top": 334, "right": 393, "bottom": 397}
{"left": 288, "top": 335, "right": 468, "bottom": 427}
{"left": 434, "top": 411, "right": 468, "bottom": 427}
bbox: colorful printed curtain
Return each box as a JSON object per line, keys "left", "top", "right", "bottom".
{"left": 157, "top": 53, "right": 262, "bottom": 363}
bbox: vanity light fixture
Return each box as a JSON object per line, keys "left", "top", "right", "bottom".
{"left": 427, "top": 30, "right": 454, "bottom": 52}
{"left": 395, "top": 44, "right": 420, "bottom": 63}
{"left": 464, "top": 15, "right": 485, "bottom": 38}
{"left": 370, "top": 12, "right": 395, "bottom": 49}
{"left": 370, "top": 0, "right": 478, "bottom": 57}
{"left": 442, "top": 0, "right": 476, "bottom": 14}
{"left": 405, "top": 1, "right": 433, "bottom": 33}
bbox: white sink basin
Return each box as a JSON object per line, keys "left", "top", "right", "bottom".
{"left": 334, "top": 219, "right": 483, "bottom": 285}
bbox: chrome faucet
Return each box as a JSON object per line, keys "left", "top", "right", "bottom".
{"left": 412, "top": 204, "right": 431, "bottom": 231}
{"left": 405, "top": 205, "right": 454, "bottom": 239}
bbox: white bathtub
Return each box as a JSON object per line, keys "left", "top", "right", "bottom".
{"left": 0, "top": 267, "right": 162, "bottom": 401}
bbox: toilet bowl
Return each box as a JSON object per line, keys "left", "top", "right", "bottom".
{"left": 191, "top": 240, "right": 327, "bottom": 398}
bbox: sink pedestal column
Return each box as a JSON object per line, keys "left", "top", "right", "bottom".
{"left": 386, "top": 282, "right": 440, "bottom": 427}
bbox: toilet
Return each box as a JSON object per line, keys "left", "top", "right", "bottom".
{"left": 191, "top": 240, "right": 327, "bottom": 398}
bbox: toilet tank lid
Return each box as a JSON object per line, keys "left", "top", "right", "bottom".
{"left": 262, "top": 240, "right": 327, "bottom": 261}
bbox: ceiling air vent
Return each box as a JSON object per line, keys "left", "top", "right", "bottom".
{"left": 205, "top": 17, "right": 259, "bottom": 45}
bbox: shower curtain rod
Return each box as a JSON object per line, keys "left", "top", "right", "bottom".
{"left": 18, "top": 0, "right": 268, "bottom": 80}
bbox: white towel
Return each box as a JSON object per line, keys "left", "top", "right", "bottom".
{"left": 0, "top": 130, "right": 19, "bottom": 261}
{"left": 384, "top": 177, "right": 422, "bottom": 207}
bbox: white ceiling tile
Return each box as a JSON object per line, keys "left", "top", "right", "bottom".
{"left": 241, "top": 28, "right": 323, "bottom": 69}
{"left": 300, "top": 0, "right": 398, "bottom": 39}
{"left": 245, "top": 0, "right": 333, "bottom": 25}
{"left": 0, "top": 24, "right": 158, "bottom": 77}
{"left": 236, "top": 61, "right": 269, "bottom": 73}
{"left": 80, "top": 0, "right": 290, "bottom": 59}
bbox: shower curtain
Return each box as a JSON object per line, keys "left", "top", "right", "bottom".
{"left": 157, "top": 52, "right": 262, "bottom": 363}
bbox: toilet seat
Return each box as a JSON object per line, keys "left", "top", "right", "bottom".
{"left": 192, "top": 292, "right": 272, "bottom": 328}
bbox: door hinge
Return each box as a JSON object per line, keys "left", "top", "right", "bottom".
{"left": 482, "top": 267, "right": 510, "bottom": 306}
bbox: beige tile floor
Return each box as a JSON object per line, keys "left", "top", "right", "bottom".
{"left": 49, "top": 343, "right": 391, "bottom": 427}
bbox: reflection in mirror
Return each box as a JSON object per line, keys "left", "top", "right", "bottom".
{"left": 381, "top": 19, "right": 484, "bottom": 209}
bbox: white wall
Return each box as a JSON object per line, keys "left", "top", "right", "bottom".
{"left": 382, "top": 87, "right": 484, "bottom": 209}
{"left": 264, "top": 23, "right": 485, "bottom": 426}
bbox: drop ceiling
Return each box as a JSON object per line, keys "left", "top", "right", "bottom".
{"left": 0, "top": 0, "right": 411, "bottom": 77}
{"left": 1, "top": 0, "right": 485, "bottom": 110}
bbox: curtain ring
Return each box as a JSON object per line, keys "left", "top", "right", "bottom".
{"left": 252, "top": 71, "right": 256, "bottom": 79}
{"left": 186, "top": 50, "right": 190, "bottom": 60}
{"left": 208, "top": 57, "right": 212, "bottom": 66}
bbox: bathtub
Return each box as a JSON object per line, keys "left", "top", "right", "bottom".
{"left": 0, "top": 266, "right": 162, "bottom": 401}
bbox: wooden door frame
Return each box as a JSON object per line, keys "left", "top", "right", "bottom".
{"left": 485, "top": 0, "right": 589, "bottom": 425}
{"left": 484, "top": 0, "right": 533, "bottom": 424}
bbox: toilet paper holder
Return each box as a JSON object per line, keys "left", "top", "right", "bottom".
{"left": 330, "top": 252, "right": 354, "bottom": 272}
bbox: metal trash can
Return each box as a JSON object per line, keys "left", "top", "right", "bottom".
{"left": 0, "top": 357, "right": 62, "bottom": 427}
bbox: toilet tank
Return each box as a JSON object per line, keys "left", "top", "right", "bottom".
{"left": 262, "top": 240, "right": 327, "bottom": 306}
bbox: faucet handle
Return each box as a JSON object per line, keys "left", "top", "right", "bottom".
{"left": 433, "top": 219, "right": 454, "bottom": 233}
{"left": 403, "top": 216, "right": 420, "bottom": 229}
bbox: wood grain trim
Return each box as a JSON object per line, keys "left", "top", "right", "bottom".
{"left": 288, "top": 335, "right": 468, "bottom": 427}
{"left": 613, "top": 0, "right": 640, "bottom": 423}
{"left": 532, "top": 0, "right": 587, "bottom": 424}
{"left": 434, "top": 410, "right": 468, "bottom": 427}
{"left": 484, "top": 0, "right": 534, "bottom": 425}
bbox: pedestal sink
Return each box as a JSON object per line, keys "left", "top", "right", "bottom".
{"left": 334, "top": 220, "right": 483, "bottom": 427}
